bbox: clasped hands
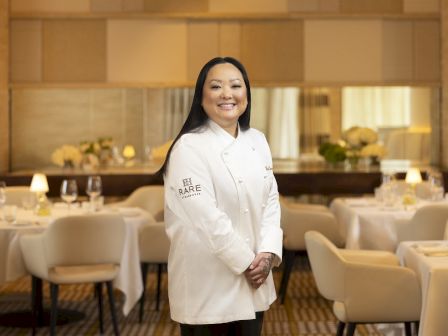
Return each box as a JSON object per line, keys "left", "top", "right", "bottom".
{"left": 244, "top": 252, "right": 274, "bottom": 289}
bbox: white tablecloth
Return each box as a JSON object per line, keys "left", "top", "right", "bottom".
{"left": 397, "top": 241, "right": 448, "bottom": 336}
{"left": 330, "top": 197, "right": 414, "bottom": 250}
{"left": 0, "top": 207, "right": 152, "bottom": 316}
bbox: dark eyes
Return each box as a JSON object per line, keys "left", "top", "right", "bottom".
{"left": 210, "top": 84, "right": 242, "bottom": 89}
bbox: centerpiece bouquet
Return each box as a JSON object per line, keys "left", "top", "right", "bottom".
{"left": 52, "top": 137, "right": 114, "bottom": 171}
{"left": 342, "top": 126, "right": 387, "bottom": 167}
{"left": 319, "top": 126, "right": 387, "bottom": 168}
{"left": 51, "top": 145, "right": 83, "bottom": 169}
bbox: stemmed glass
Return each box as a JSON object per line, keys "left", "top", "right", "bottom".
{"left": 86, "top": 176, "right": 102, "bottom": 210}
{"left": 60, "top": 179, "right": 78, "bottom": 211}
{"left": 0, "top": 181, "right": 6, "bottom": 208}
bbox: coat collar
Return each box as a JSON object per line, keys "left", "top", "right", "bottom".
{"left": 206, "top": 119, "right": 242, "bottom": 149}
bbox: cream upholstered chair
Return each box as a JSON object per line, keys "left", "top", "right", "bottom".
{"left": 4, "top": 186, "right": 35, "bottom": 206}
{"left": 109, "top": 185, "right": 165, "bottom": 221}
{"left": 395, "top": 204, "right": 448, "bottom": 245}
{"left": 20, "top": 214, "right": 126, "bottom": 336}
{"left": 305, "top": 231, "right": 421, "bottom": 336}
{"left": 138, "top": 221, "right": 170, "bottom": 322}
{"left": 278, "top": 197, "right": 345, "bottom": 303}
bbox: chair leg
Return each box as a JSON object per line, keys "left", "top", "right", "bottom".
{"left": 404, "top": 322, "right": 412, "bottom": 336}
{"left": 156, "top": 263, "right": 163, "bottom": 311}
{"left": 336, "top": 321, "right": 346, "bottom": 336}
{"left": 106, "top": 281, "right": 120, "bottom": 336}
{"left": 346, "top": 322, "right": 356, "bottom": 336}
{"left": 31, "top": 276, "right": 39, "bottom": 335}
{"left": 139, "top": 262, "right": 149, "bottom": 323}
{"left": 96, "top": 283, "right": 104, "bottom": 334}
{"left": 414, "top": 321, "right": 420, "bottom": 335}
{"left": 50, "top": 283, "right": 59, "bottom": 336}
{"left": 278, "top": 249, "right": 296, "bottom": 304}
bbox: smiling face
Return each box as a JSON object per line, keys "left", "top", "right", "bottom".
{"left": 201, "top": 62, "right": 248, "bottom": 137}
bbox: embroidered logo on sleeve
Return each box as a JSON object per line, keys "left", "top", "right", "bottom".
{"left": 265, "top": 166, "right": 273, "bottom": 171}
{"left": 177, "top": 177, "right": 202, "bottom": 199}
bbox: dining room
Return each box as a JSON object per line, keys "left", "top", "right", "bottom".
{"left": 1, "top": 0, "right": 448, "bottom": 335}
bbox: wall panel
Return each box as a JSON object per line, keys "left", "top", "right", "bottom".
{"left": 340, "top": 0, "right": 402, "bottom": 13}
{"left": 91, "top": 0, "right": 122, "bottom": 12}
{"left": 107, "top": 20, "right": 188, "bottom": 83}
{"left": 288, "top": 0, "right": 340, "bottom": 12}
{"left": 209, "top": 0, "right": 287, "bottom": 13}
{"left": 413, "top": 20, "right": 440, "bottom": 81}
{"left": 304, "top": 20, "right": 382, "bottom": 82}
{"left": 11, "top": 0, "right": 90, "bottom": 12}
{"left": 382, "top": 21, "right": 413, "bottom": 81}
{"left": 0, "top": 0, "right": 8, "bottom": 172}
{"left": 11, "top": 89, "right": 91, "bottom": 170}
{"left": 187, "top": 22, "right": 219, "bottom": 81}
{"left": 143, "top": 0, "right": 208, "bottom": 12}
{"left": 219, "top": 22, "right": 241, "bottom": 60}
{"left": 43, "top": 20, "right": 106, "bottom": 82}
{"left": 10, "top": 20, "right": 42, "bottom": 82}
{"left": 241, "top": 20, "right": 303, "bottom": 82}
{"left": 403, "top": 0, "right": 440, "bottom": 13}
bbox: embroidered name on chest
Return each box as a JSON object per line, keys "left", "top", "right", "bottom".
{"left": 177, "top": 177, "right": 202, "bottom": 199}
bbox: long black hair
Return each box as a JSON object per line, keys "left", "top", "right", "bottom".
{"left": 156, "top": 57, "right": 252, "bottom": 177}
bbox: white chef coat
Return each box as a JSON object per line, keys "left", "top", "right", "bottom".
{"left": 164, "top": 119, "right": 283, "bottom": 324}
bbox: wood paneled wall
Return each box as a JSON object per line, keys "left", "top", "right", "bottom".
{"left": 0, "top": 0, "right": 9, "bottom": 173}
{"left": 9, "top": 0, "right": 441, "bottom": 14}
{"left": 5, "top": 0, "right": 446, "bottom": 170}
{"left": 442, "top": 1, "right": 448, "bottom": 168}
{"left": 9, "top": 17, "right": 440, "bottom": 86}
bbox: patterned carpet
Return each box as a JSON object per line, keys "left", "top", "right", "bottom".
{"left": 0, "top": 257, "right": 397, "bottom": 335}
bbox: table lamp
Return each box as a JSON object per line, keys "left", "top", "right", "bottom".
{"left": 403, "top": 168, "right": 422, "bottom": 206}
{"left": 30, "top": 173, "right": 51, "bottom": 216}
{"left": 405, "top": 168, "right": 422, "bottom": 185}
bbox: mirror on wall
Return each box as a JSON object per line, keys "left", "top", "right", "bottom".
{"left": 10, "top": 86, "right": 440, "bottom": 171}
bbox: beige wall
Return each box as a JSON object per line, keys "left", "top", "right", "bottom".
{"left": 442, "top": 1, "right": 448, "bottom": 168}
{"left": 5, "top": 0, "right": 447, "bottom": 170}
{"left": 0, "top": 0, "right": 9, "bottom": 173}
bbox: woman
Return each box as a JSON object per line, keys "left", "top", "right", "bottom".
{"left": 159, "top": 57, "right": 283, "bottom": 336}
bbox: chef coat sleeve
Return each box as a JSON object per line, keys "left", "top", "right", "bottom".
{"left": 257, "top": 141, "right": 283, "bottom": 267}
{"left": 165, "top": 138, "right": 255, "bottom": 275}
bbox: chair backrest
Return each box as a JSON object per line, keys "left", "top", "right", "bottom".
{"left": 281, "top": 199, "right": 344, "bottom": 250}
{"left": 396, "top": 204, "right": 448, "bottom": 243}
{"left": 44, "top": 214, "right": 126, "bottom": 268}
{"left": 121, "top": 186, "right": 164, "bottom": 221}
{"left": 4, "top": 186, "right": 35, "bottom": 206}
{"left": 139, "top": 222, "right": 170, "bottom": 263}
{"left": 305, "top": 231, "right": 346, "bottom": 302}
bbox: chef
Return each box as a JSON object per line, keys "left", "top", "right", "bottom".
{"left": 159, "top": 57, "right": 283, "bottom": 336}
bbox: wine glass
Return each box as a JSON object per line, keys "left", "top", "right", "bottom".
{"left": 0, "top": 181, "right": 6, "bottom": 208}
{"left": 60, "top": 179, "right": 78, "bottom": 211}
{"left": 86, "top": 175, "right": 102, "bottom": 200}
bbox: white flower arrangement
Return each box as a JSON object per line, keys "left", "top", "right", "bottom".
{"left": 51, "top": 145, "right": 83, "bottom": 168}
{"left": 342, "top": 126, "right": 378, "bottom": 148}
{"left": 360, "top": 143, "right": 387, "bottom": 159}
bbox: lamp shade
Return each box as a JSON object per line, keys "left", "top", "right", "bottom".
{"left": 123, "top": 145, "right": 136, "bottom": 159}
{"left": 405, "top": 168, "right": 422, "bottom": 185}
{"left": 30, "top": 173, "right": 49, "bottom": 193}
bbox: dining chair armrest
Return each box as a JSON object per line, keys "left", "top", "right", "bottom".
{"left": 339, "top": 249, "right": 400, "bottom": 266}
{"left": 19, "top": 232, "right": 49, "bottom": 280}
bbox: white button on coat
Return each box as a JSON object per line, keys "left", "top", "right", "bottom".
{"left": 164, "top": 120, "right": 283, "bottom": 325}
